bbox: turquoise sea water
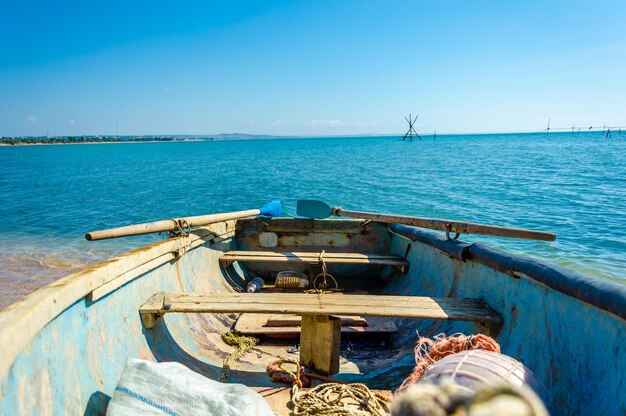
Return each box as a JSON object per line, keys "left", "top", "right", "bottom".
{"left": 0, "top": 132, "right": 624, "bottom": 308}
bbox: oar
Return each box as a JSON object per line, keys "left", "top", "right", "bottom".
{"left": 296, "top": 200, "right": 556, "bottom": 241}
{"left": 86, "top": 200, "right": 282, "bottom": 241}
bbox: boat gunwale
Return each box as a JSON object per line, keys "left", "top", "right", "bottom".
{"left": 0, "top": 225, "right": 221, "bottom": 382}
{"left": 390, "top": 223, "right": 626, "bottom": 321}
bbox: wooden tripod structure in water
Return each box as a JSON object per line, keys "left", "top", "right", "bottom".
{"left": 403, "top": 114, "right": 422, "bottom": 141}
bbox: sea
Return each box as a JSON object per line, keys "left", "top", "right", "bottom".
{"left": 1, "top": 132, "right": 625, "bottom": 309}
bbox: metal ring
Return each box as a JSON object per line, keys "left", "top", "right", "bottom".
{"left": 312, "top": 272, "right": 338, "bottom": 290}
{"left": 445, "top": 223, "right": 460, "bottom": 240}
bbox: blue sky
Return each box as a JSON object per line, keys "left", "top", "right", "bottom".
{"left": 1, "top": 1, "right": 625, "bottom": 136}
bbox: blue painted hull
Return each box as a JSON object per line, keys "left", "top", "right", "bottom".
{"left": 0, "top": 218, "right": 624, "bottom": 415}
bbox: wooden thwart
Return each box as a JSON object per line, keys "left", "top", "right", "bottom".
{"left": 139, "top": 292, "right": 502, "bottom": 375}
{"left": 219, "top": 251, "right": 409, "bottom": 270}
{"left": 139, "top": 293, "right": 501, "bottom": 322}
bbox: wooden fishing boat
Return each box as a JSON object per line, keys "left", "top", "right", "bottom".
{"left": 0, "top": 201, "right": 625, "bottom": 415}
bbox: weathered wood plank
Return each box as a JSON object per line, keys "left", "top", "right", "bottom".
{"left": 265, "top": 314, "right": 367, "bottom": 327}
{"left": 219, "top": 251, "right": 408, "bottom": 267}
{"left": 144, "top": 293, "right": 495, "bottom": 314}
{"left": 88, "top": 221, "right": 236, "bottom": 301}
{"left": 139, "top": 292, "right": 165, "bottom": 329}
{"left": 222, "top": 252, "right": 402, "bottom": 259}
{"left": 88, "top": 252, "right": 176, "bottom": 301}
{"left": 335, "top": 208, "right": 557, "bottom": 241}
{"left": 300, "top": 315, "right": 341, "bottom": 375}
{"left": 139, "top": 293, "right": 502, "bottom": 324}
{"left": 86, "top": 209, "right": 258, "bottom": 240}
{"left": 234, "top": 314, "right": 396, "bottom": 336}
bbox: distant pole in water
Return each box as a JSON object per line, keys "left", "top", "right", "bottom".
{"left": 402, "top": 114, "right": 422, "bottom": 141}
{"left": 546, "top": 118, "right": 550, "bottom": 136}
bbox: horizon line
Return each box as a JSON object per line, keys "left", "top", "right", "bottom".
{"left": 2, "top": 128, "right": 623, "bottom": 140}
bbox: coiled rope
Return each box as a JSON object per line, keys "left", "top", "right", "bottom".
{"left": 219, "top": 330, "right": 259, "bottom": 383}
{"left": 267, "top": 359, "right": 390, "bottom": 415}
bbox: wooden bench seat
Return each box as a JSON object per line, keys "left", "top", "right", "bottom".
{"left": 219, "top": 251, "right": 409, "bottom": 271}
{"left": 140, "top": 293, "right": 500, "bottom": 323}
{"left": 140, "top": 292, "right": 502, "bottom": 375}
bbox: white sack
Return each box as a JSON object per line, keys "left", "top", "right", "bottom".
{"left": 106, "top": 358, "right": 274, "bottom": 416}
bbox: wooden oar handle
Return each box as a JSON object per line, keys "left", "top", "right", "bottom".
{"left": 334, "top": 207, "right": 556, "bottom": 242}
{"left": 86, "top": 209, "right": 260, "bottom": 241}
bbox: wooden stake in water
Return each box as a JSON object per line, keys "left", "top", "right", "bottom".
{"left": 402, "top": 114, "right": 422, "bottom": 141}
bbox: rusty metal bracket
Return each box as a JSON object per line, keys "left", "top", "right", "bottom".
{"left": 168, "top": 218, "right": 191, "bottom": 239}
{"left": 445, "top": 223, "right": 460, "bottom": 240}
{"left": 403, "top": 243, "right": 412, "bottom": 259}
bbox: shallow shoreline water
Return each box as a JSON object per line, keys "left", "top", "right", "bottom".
{"left": 0, "top": 132, "right": 624, "bottom": 310}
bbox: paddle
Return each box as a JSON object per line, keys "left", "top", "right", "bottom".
{"left": 296, "top": 200, "right": 556, "bottom": 241}
{"left": 86, "top": 199, "right": 282, "bottom": 241}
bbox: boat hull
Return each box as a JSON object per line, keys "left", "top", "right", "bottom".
{"left": 0, "top": 218, "right": 624, "bottom": 415}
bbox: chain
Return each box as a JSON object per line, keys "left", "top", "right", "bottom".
{"left": 312, "top": 250, "right": 338, "bottom": 290}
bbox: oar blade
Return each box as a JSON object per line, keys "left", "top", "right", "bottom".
{"left": 259, "top": 199, "right": 282, "bottom": 217}
{"left": 296, "top": 200, "right": 333, "bottom": 219}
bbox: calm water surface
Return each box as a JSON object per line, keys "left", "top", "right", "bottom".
{"left": 1, "top": 133, "right": 624, "bottom": 309}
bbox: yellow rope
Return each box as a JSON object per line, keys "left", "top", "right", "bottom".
{"left": 219, "top": 330, "right": 259, "bottom": 383}
{"left": 270, "top": 359, "right": 390, "bottom": 415}
{"left": 293, "top": 382, "right": 390, "bottom": 415}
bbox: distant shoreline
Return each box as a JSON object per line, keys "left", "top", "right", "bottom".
{"left": 0, "top": 130, "right": 616, "bottom": 147}
{"left": 0, "top": 140, "right": 205, "bottom": 147}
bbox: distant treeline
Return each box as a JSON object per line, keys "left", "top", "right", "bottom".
{"left": 0, "top": 136, "right": 195, "bottom": 145}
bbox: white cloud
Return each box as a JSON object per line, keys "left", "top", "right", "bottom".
{"left": 306, "top": 120, "right": 375, "bottom": 127}
{"left": 270, "top": 119, "right": 376, "bottom": 129}
{"left": 308, "top": 119, "right": 343, "bottom": 126}
{"left": 26, "top": 115, "right": 38, "bottom": 122}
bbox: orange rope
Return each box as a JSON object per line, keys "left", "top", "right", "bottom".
{"left": 267, "top": 359, "right": 310, "bottom": 387}
{"left": 397, "top": 332, "right": 500, "bottom": 392}
{"left": 267, "top": 359, "right": 344, "bottom": 388}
